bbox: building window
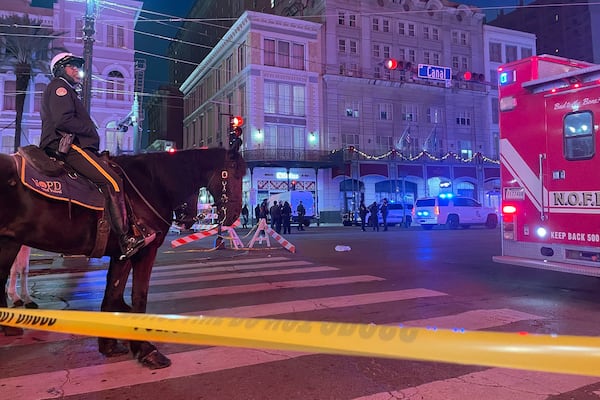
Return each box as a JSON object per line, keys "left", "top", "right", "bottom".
{"left": 106, "top": 25, "right": 125, "bottom": 48}
{"left": 3, "top": 80, "right": 15, "bottom": 110}
{"left": 372, "top": 18, "right": 379, "bottom": 32}
{"left": 338, "top": 11, "right": 345, "bottom": 25}
{"left": 399, "top": 22, "right": 414, "bottom": 36}
{"left": 402, "top": 104, "right": 417, "bottom": 121}
{"left": 264, "top": 81, "right": 305, "bottom": 117}
{"left": 264, "top": 39, "right": 275, "bottom": 66}
{"left": 372, "top": 44, "right": 380, "bottom": 58}
{"left": 345, "top": 100, "right": 359, "bottom": 118}
{"left": 383, "top": 19, "right": 390, "bottom": 32}
{"left": 75, "top": 19, "right": 83, "bottom": 42}
{"left": 379, "top": 103, "right": 392, "bottom": 120}
{"left": 489, "top": 42, "right": 502, "bottom": 63}
{"left": 374, "top": 66, "right": 381, "bottom": 79}
{"left": 427, "top": 107, "right": 442, "bottom": 124}
{"left": 456, "top": 111, "right": 471, "bottom": 126}
{"left": 349, "top": 14, "right": 356, "bottom": 27}
{"left": 291, "top": 43, "right": 305, "bottom": 70}
{"left": 107, "top": 71, "right": 125, "bottom": 100}
{"left": 383, "top": 45, "right": 390, "bottom": 59}
{"left": 491, "top": 98, "right": 499, "bottom": 124}
{"left": 506, "top": 45, "right": 518, "bottom": 63}
{"left": 349, "top": 40, "right": 358, "bottom": 54}
{"left": 238, "top": 42, "right": 246, "bottom": 71}
{"left": 338, "top": 39, "right": 346, "bottom": 53}
{"left": 377, "top": 135, "right": 393, "bottom": 148}
{"left": 521, "top": 47, "right": 533, "bottom": 58}
{"left": 458, "top": 140, "right": 472, "bottom": 159}
{"left": 342, "top": 133, "right": 359, "bottom": 146}
{"left": 277, "top": 41, "right": 290, "bottom": 68}
{"left": 226, "top": 55, "right": 232, "bottom": 81}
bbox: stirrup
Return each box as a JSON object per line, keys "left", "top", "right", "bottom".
{"left": 119, "top": 235, "right": 145, "bottom": 260}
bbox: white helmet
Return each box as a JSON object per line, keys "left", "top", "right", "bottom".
{"left": 51, "top": 52, "right": 84, "bottom": 77}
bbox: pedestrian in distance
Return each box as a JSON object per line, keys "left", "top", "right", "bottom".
{"left": 381, "top": 198, "right": 389, "bottom": 231}
{"left": 241, "top": 204, "right": 249, "bottom": 228}
{"left": 359, "top": 201, "right": 368, "bottom": 231}
{"left": 281, "top": 201, "right": 292, "bottom": 234}
{"left": 369, "top": 201, "right": 379, "bottom": 231}
{"left": 270, "top": 201, "right": 282, "bottom": 233}
{"left": 297, "top": 200, "right": 306, "bottom": 231}
{"left": 254, "top": 203, "right": 260, "bottom": 226}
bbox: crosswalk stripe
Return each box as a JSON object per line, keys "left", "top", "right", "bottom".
{"left": 353, "top": 367, "right": 600, "bottom": 400}
{"left": 30, "top": 266, "right": 337, "bottom": 292}
{"left": 28, "top": 257, "right": 304, "bottom": 282}
{"left": 0, "top": 307, "right": 547, "bottom": 398}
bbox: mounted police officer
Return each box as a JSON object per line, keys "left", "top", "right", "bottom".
{"left": 39, "top": 52, "right": 154, "bottom": 259}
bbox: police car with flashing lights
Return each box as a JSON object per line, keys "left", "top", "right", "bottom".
{"left": 413, "top": 194, "right": 498, "bottom": 230}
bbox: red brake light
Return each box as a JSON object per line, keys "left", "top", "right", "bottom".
{"left": 502, "top": 205, "right": 517, "bottom": 214}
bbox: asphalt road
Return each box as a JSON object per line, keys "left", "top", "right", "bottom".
{"left": 3, "top": 224, "right": 600, "bottom": 399}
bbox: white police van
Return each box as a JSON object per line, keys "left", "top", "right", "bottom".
{"left": 414, "top": 194, "right": 497, "bottom": 230}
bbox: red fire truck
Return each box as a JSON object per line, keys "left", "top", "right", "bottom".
{"left": 494, "top": 54, "right": 600, "bottom": 276}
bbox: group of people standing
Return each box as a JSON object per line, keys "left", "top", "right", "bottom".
{"left": 358, "top": 198, "right": 389, "bottom": 232}
{"left": 246, "top": 199, "right": 306, "bottom": 234}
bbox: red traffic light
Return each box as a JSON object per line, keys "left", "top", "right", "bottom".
{"left": 384, "top": 58, "right": 398, "bottom": 70}
{"left": 462, "top": 71, "right": 485, "bottom": 82}
{"left": 233, "top": 126, "right": 242, "bottom": 137}
{"left": 463, "top": 71, "right": 472, "bottom": 81}
{"left": 231, "top": 116, "right": 244, "bottom": 128}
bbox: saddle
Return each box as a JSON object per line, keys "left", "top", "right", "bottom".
{"left": 14, "top": 145, "right": 104, "bottom": 211}
{"left": 13, "top": 145, "right": 110, "bottom": 257}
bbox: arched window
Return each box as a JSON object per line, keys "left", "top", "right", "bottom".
{"left": 107, "top": 70, "right": 124, "bottom": 100}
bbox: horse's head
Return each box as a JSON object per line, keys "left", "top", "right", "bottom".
{"left": 206, "top": 149, "right": 246, "bottom": 226}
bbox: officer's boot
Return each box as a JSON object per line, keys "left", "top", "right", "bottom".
{"left": 106, "top": 189, "right": 148, "bottom": 259}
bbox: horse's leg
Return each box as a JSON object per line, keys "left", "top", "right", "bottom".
{"left": 0, "top": 240, "right": 25, "bottom": 336}
{"left": 129, "top": 246, "right": 171, "bottom": 369}
{"left": 18, "top": 247, "right": 37, "bottom": 309}
{"left": 97, "top": 257, "right": 133, "bottom": 357}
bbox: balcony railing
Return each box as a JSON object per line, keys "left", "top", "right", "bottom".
{"left": 242, "top": 149, "right": 338, "bottom": 164}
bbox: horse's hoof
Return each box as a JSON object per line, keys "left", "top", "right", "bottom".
{"left": 25, "top": 301, "right": 39, "bottom": 309}
{"left": 98, "top": 338, "right": 129, "bottom": 357}
{"left": 2, "top": 325, "right": 24, "bottom": 336}
{"left": 11, "top": 300, "right": 24, "bottom": 308}
{"left": 138, "top": 349, "right": 171, "bottom": 370}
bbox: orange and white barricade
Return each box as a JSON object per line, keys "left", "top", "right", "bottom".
{"left": 247, "top": 219, "right": 295, "bottom": 253}
{"left": 170, "top": 220, "right": 242, "bottom": 249}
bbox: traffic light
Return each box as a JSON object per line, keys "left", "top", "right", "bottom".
{"left": 384, "top": 58, "right": 398, "bottom": 70}
{"left": 291, "top": 180, "right": 296, "bottom": 190}
{"left": 383, "top": 59, "right": 411, "bottom": 71}
{"left": 228, "top": 115, "right": 243, "bottom": 151}
{"left": 462, "top": 71, "right": 485, "bottom": 82}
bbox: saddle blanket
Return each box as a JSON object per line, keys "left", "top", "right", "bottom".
{"left": 15, "top": 152, "right": 104, "bottom": 211}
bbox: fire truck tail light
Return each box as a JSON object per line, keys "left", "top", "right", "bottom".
{"left": 502, "top": 205, "right": 517, "bottom": 214}
{"left": 499, "top": 96, "right": 517, "bottom": 111}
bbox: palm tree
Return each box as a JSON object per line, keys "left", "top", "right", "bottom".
{"left": 0, "top": 14, "right": 65, "bottom": 152}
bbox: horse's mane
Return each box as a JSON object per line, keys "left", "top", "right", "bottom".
{"left": 111, "top": 148, "right": 231, "bottom": 208}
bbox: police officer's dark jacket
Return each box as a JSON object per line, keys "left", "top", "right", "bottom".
{"left": 39, "top": 77, "right": 99, "bottom": 152}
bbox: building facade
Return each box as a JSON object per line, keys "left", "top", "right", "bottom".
{"left": 179, "top": 0, "right": 539, "bottom": 223}
{"left": 490, "top": 0, "right": 600, "bottom": 64}
{"left": 0, "top": 0, "right": 143, "bottom": 155}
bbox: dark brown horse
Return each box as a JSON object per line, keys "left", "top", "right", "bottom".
{"left": 0, "top": 147, "right": 245, "bottom": 369}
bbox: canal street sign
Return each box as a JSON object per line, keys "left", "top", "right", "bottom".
{"left": 418, "top": 64, "right": 452, "bottom": 81}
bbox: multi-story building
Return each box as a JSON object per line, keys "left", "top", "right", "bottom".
{"left": 180, "top": 11, "right": 329, "bottom": 214}
{"left": 490, "top": 0, "right": 600, "bottom": 64}
{"left": 178, "top": 0, "right": 538, "bottom": 222}
{"left": 0, "top": 0, "right": 143, "bottom": 155}
{"left": 143, "top": 85, "right": 183, "bottom": 149}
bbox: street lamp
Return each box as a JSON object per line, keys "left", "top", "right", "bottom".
{"left": 82, "top": 0, "right": 97, "bottom": 113}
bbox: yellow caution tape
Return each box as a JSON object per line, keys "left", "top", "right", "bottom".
{"left": 2, "top": 307, "right": 600, "bottom": 376}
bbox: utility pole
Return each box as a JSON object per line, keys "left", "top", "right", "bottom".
{"left": 82, "top": 0, "right": 97, "bottom": 113}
